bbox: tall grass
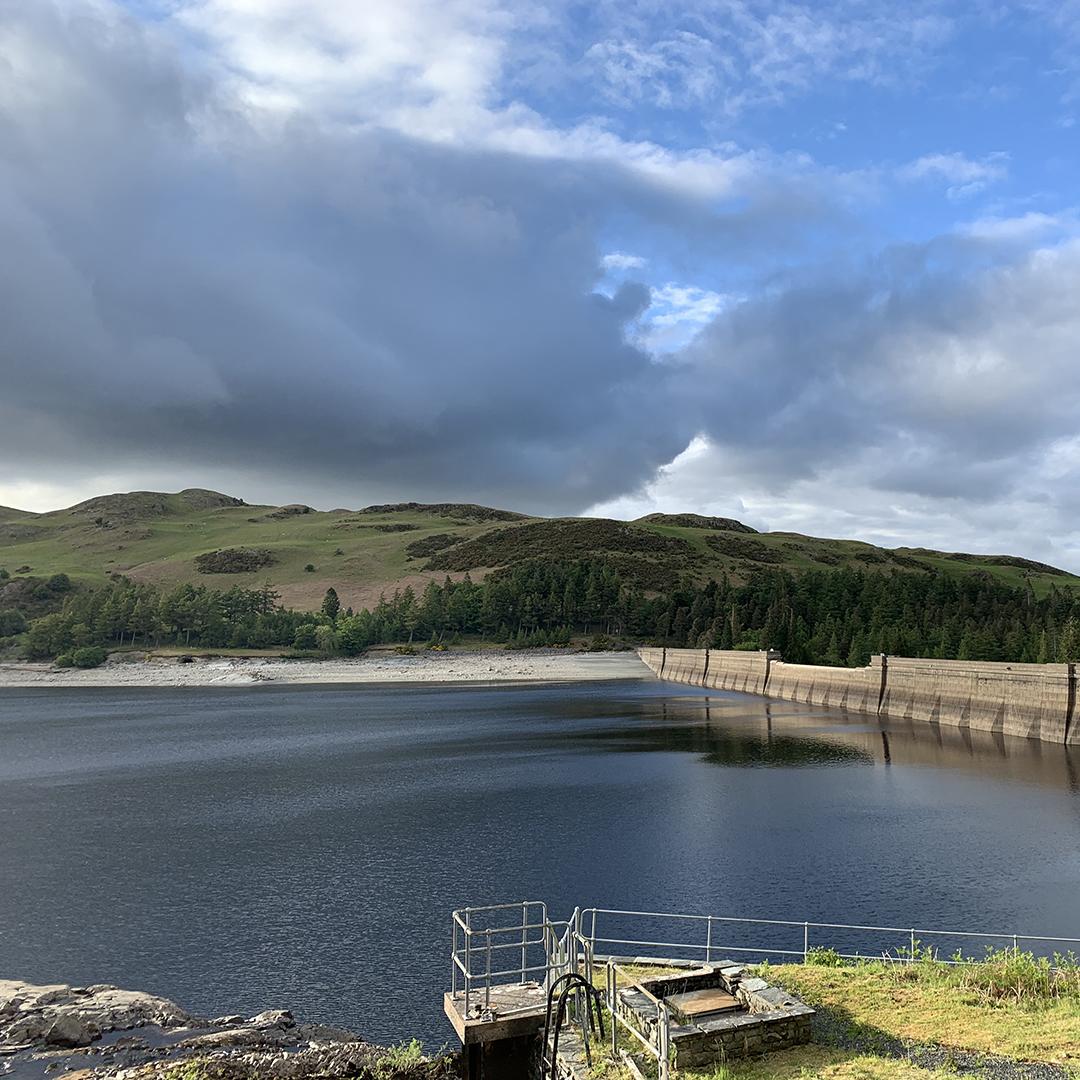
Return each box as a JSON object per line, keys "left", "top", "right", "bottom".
{"left": 941, "top": 947, "right": 1080, "bottom": 1005}
{"left": 807, "top": 944, "right": 1080, "bottom": 1006}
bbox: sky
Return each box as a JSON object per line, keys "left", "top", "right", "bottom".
{"left": 2, "top": 1, "right": 1080, "bottom": 568}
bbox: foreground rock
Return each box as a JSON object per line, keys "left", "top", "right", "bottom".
{"left": 0, "top": 981, "right": 456, "bottom": 1080}
{"left": 0, "top": 981, "right": 193, "bottom": 1049}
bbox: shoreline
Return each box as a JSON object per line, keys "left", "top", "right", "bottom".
{"left": 0, "top": 648, "right": 653, "bottom": 689}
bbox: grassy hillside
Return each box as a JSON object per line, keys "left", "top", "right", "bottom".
{"left": 1, "top": 487, "right": 1076, "bottom": 613}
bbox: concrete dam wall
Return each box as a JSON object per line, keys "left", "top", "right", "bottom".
{"left": 637, "top": 647, "right": 1078, "bottom": 746}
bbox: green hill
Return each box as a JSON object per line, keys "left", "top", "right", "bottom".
{"left": 0, "top": 488, "right": 1075, "bottom": 613}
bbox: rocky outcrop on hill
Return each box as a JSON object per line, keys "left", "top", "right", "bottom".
{"left": 637, "top": 513, "right": 757, "bottom": 534}
{"left": 358, "top": 502, "right": 526, "bottom": 523}
{"left": 264, "top": 505, "right": 314, "bottom": 519}
{"left": 66, "top": 491, "right": 245, "bottom": 524}
{"left": 193, "top": 548, "right": 275, "bottom": 574}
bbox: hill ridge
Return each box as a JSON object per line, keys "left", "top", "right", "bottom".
{"left": 0, "top": 487, "right": 1074, "bottom": 611}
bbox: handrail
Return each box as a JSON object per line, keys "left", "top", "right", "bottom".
{"left": 450, "top": 901, "right": 580, "bottom": 1020}
{"left": 580, "top": 907, "right": 1080, "bottom": 943}
{"left": 578, "top": 907, "right": 1080, "bottom": 966}
{"left": 604, "top": 962, "right": 669, "bottom": 1080}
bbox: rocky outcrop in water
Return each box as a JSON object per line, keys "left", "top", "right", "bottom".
{"left": 0, "top": 982, "right": 193, "bottom": 1049}
{"left": 0, "top": 980, "right": 455, "bottom": 1080}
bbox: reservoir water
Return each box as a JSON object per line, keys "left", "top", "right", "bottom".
{"left": 2, "top": 676, "right": 1079, "bottom": 1047}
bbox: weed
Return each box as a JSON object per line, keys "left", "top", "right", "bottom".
{"left": 806, "top": 947, "right": 845, "bottom": 967}
{"left": 375, "top": 1039, "right": 425, "bottom": 1075}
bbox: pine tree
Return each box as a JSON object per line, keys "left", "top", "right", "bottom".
{"left": 321, "top": 587, "right": 340, "bottom": 622}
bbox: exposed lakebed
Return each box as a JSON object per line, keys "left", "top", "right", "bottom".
{"left": 2, "top": 678, "right": 1078, "bottom": 1048}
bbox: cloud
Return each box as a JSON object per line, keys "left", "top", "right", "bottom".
{"left": 162, "top": 0, "right": 771, "bottom": 202}
{"left": 636, "top": 283, "right": 731, "bottom": 353}
{"left": 957, "top": 211, "right": 1074, "bottom": 243}
{"left": 589, "top": 435, "right": 1080, "bottom": 573}
{"left": 576, "top": 1, "right": 954, "bottom": 115}
{"left": 602, "top": 251, "right": 648, "bottom": 270}
{"left": 5, "top": 0, "right": 1080, "bottom": 577}
{"left": 0, "top": 0, "right": 704, "bottom": 513}
{"left": 589, "top": 234, "right": 1080, "bottom": 569}
{"left": 1, "top": 0, "right": 869, "bottom": 517}
{"left": 899, "top": 151, "right": 1009, "bottom": 199}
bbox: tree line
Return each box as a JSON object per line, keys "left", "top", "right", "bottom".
{"left": 5, "top": 559, "right": 1080, "bottom": 664}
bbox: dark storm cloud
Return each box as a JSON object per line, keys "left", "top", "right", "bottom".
{"left": 0, "top": 2, "right": 698, "bottom": 510}
{"left": 1, "top": 1, "right": 853, "bottom": 512}
{"left": 3, "top": 1, "right": 1079, "bottom": 521}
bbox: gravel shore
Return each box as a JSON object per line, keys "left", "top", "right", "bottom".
{"left": 0, "top": 649, "right": 652, "bottom": 688}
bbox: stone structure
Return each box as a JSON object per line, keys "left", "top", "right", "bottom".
{"left": 639, "top": 648, "right": 1079, "bottom": 746}
{"left": 614, "top": 963, "right": 812, "bottom": 1069}
{"left": 639, "top": 647, "right": 773, "bottom": 695}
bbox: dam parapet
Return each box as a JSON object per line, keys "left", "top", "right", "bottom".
{"left": 639, "top": 646, "right": 775, "bottom": 694}
{"left": 639, "top": 648, "right": 1077, "bottom": 746}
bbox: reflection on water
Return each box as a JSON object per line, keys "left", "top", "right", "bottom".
{"left": 575, "top": 690, "right": 1080, "bottom": 791}
{"left": 1, "top": 679, "right": 1077, "bottom": 1048}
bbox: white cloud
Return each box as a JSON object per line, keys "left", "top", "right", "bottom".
{"left": 899, "top": 151, "right": 1009, "bottom": 199}
{"left": 602, "top": 251, "right": 648, "bottom": 270}
{"left": 579, "top": 1, "right": 954, "bottom": 115}
{"left": 177, "top": 0, "right": 511, "bottom": 118}
{"left": 588, "top": 434, "right": 1080, "bottom": 573}
{"left": 637, "top": 283, "right": 732, "bottom": 353}
{"left": 163, "top": 0, "right": 770, "bottom": 201}
{"left": 957, "top": 211, "right": 1073, "bottom": 243}
{"left": 590, "top": 233, "right": 1080, "bottom": 570}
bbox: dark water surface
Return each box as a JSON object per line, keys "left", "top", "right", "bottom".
{"left": 2, "top": 679, "right": 1079, "bottom": 1047}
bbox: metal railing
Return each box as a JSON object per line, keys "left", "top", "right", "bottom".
{"left": 449, "top": 902, "right": 1080, "bottom": 1076}
{"left": 451, "top": 901, "right": 578, "bottom": 1020}
{"left": 603, "top": 961, "right": 670, "bottom": 1080}
{"left": 576, "top": 907, "right": 1080, "bottom": 967}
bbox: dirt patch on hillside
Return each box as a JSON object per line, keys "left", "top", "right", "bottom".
{"left": 272, "top": 570, "right": 484, "bottom": 613}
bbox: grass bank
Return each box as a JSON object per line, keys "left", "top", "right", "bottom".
{"left": 588, "top": 950, "right": 1080, "bottom": 1080}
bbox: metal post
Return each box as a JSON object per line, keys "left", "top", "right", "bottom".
{"left": 803, "top": 922, "right": 809, "bottom": 961}
{"left": 1012, "top": 935, "right": 1018, "bottom": 954}
{"left": 910, "top": 929, "right": 916, "bottom": 963}
{"left": 706, "top": 916, "right": 713, "bottom": 964}
{"left": 451, "top": 918, "right": 457, "bottom": 997}
{"left": 485, "top": 930, "right": 492, "bottom": 1011}
{"left": 521, "top": 902, "right": 528, "bottom": 984}
{"left": 658, "top": 1002, "right": 670, "bottom": 1080}
{"left": 608, "top": 964, "right": 617, "bottom": 1056}
{"left": 464, "top": 914, "right": 471, "bottom": 1017}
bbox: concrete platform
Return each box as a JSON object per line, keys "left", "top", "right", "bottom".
{"left": 443, "top": 982, "right": 552, "bottom": 1045}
